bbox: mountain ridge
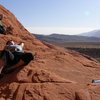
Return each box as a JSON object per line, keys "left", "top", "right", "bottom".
{"left": 80, "top": 29, "right": 100, "bottom": 37}
{"left": 34, "top": 33, "right": 100, "bottom": 43}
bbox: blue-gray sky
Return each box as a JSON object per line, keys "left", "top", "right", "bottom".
{"left": 0, "top": 0, "right": 100, "bottom": 35}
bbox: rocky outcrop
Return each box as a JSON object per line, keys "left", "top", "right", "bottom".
{"left": 0, "top": 5, "right": 100, "bottom": 100}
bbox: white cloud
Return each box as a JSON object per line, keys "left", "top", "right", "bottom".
{"left": 26, "top": 27, "right": 97, "bottom": 35}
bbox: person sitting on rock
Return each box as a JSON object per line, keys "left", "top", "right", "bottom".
{"left": 0, "top": 14, "right": 6, "bottom": 34}
{"left": 0, "top": 14, "right": 13, "bottom": 35}
{"left": 0, "top": 40, "right": 34, "bottom": 75}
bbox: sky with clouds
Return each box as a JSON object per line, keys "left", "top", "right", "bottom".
{"left": 0, "top": 0, "right": 100, "bottom": 35}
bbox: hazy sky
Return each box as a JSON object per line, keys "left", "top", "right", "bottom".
{"left": 0, "top": 0, "right": 100, "bottom": 35}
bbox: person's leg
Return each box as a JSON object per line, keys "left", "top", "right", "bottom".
{"left": 2, "top": 52, "right": 33, "bottom": 74}
{"left": 7, "top": 52, "right": 34, "bottom": 70}
{"left": 0, "top": 50, "right": 14, "bottom": 74}
{"left": 2, "top": 59, "right": 26, "bottom": 74}
{"left": 12, "top": 59, "right": 26, "bottom": 68}
{"left": 0, "top": 58, "right": 5, "bottom": 78}
{"left": 0, "top": 50, "right": 7, "bottom": 73}
{"left": 21, "top": 52, "right": 34, "bottom": 65}
{"left": 0, "top": 59, "right": 5, "bottom": 73}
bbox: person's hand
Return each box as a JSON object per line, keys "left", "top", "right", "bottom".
{"left": 21, "top": 43, "right": 24, "bottom": 48}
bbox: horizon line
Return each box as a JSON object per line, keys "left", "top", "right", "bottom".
{"left": 25, "top": 27, "right": 100, "bottom": 35}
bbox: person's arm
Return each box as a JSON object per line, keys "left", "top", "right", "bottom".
{"left": 5, "top": 45, "right": 16, "bottom": 52}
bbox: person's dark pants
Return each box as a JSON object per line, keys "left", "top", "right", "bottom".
{"left": 1, "top": 51, "right": 34, "bottom": 74}
{"left": 11, "top": 52, "right": 34, "bottom": 66}
{"left": 0, "top": 50, "right": 14, "bottom": 64}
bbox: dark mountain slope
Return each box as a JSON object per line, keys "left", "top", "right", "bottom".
{"left": 34, "top": 33, "right": 100, "bottom": 43}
